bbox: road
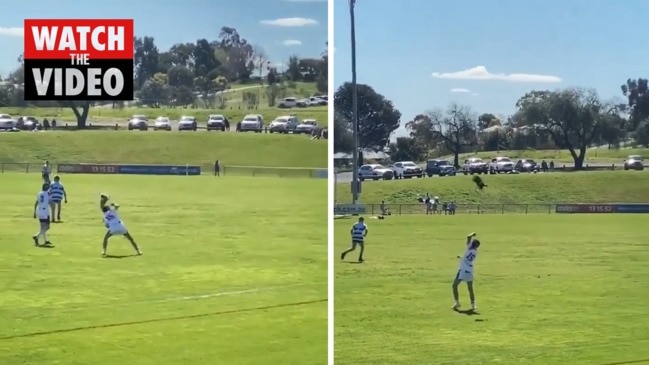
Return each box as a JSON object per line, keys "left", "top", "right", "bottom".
{"left": 335, "top": 162, "right": 625, "bottom": 183}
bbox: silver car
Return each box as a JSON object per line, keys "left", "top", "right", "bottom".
{"left": 178, "top": 116, "right": 197, "bottom": 131}
{"left": 358, "top": 164, "right": 394, "bottom": 181}
{"left": 153, "top": 117, "right": 171, "bottom": 131}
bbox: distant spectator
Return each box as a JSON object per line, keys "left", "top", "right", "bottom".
{"left": 51, "top": 119, "right": 57, "bottom": 128}
{"left": 541, "top": 160, "right": 548, "bottom": 172}
{"left": 224, "top": 117, "right": 230, "bottom": 131}
{"left": 448, "top": 201, "right": 457, "bottom": 215}
{"left": 236, "top": 121, "right": 241, "bottom": 132}
{"left": 549, "top": 160, "right": 555, "bottom": 171}
{"left": 214, "top": 160, "right": 220, "bottom": 177}
{"left": 42, "top": 118, "right": 50, "bottom": 130}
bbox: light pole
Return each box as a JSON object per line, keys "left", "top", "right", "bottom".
{"left": 349, "top": 0, "right": 360, "bottom": 204}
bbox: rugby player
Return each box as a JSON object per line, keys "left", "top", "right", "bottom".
{"left": 340, "top": 217, "right": 367, "bottom": 263}
{"left": 32, "top": 183, "right": 53, "bottom": 246}
{"left": 41, "top": 161, "right": 51, "bottom": 184}
{"left": 100, "top": 195, "right": 142, "bottom": 257}
{"left": 452, "top": 232, "right": 480, "bottom": 311}
{"left": 48, "top": 175, "right": 67, "bottom": 222}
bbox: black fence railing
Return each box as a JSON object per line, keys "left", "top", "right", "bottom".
{"left": 361, "top": 203, "right": 557, "bottom": 215}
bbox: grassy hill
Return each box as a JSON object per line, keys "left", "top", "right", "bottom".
{"left": 335, "top": 171, "right": 649, "bottom": 204}
{"left": 0, "top": 82, "right": 328, "bottom": 127}
{"left": 0, "top": 131, "right": 326, "bottom": 168}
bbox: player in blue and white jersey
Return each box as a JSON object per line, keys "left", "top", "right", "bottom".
{"left": 452, "top": 232, "right": 481, "bottom": 311}
{"left": 99, "top": 194, "right": 142, "bottom": 257}
{"left": 48, "top": 175, "right": 67, "bottom": 222}
{"left": 41, "top": 161, "right": 51, "bottom": 184}
{"left": 340, "top": 217, "right": 368, "bottom": 263}
{"left": 32, "top": 183, "right": 53, "bottom": 246}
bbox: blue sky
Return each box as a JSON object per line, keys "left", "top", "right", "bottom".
{"left": 333, "top": 0, "right": 649, "bottom": 137}
{"left": 0, "top": 0, "right": 327, "bottom": 76}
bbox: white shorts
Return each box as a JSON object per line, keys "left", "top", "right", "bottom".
{"left": 455, "top": 268, "right": 474, "bottom": 282}
{"left": 37, "top": 210, "right": 50, "bottom": 220}
{"left": 108, "top": 224, "right": 127, "bottom": 235}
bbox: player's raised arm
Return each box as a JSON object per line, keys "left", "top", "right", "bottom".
{"left": 466, "top": 232, "right": 477, "bottom": 245}
{"left": 99, "top": 194, "right": 109, "bottom": 211}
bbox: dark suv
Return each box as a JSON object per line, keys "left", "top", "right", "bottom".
{"left": 425, "top": 159, "right": 456, "bottom": 177}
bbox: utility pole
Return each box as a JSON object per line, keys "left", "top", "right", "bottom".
{"left": 350, "top": 0, "right": 360, "bottom": 204}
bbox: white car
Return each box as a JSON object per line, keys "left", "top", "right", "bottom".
{"left": 269, "top": 115, "right": 298, "bottom": 134}
{"left": 0, "top": 114, "right": 16, "bottom": 131}
{"left": 392, "top": 161, "right": 424, "bottom": 179}
{"left": 153, "top": 117, "right": 171, "bottom": 131}
{"left": 463, "top": 157, "right": 489, "bottom": 175}
{"left": 295, "top": 119, "right": 318, "bottom": 134}
{"left": 358, "top": 164, "right": 394, "bottom": 181}
{"left": 206, "top": 114, "right": 226, "bottom": 131}
{"left": 490, "top": 156, "right": 515, "bottom": 173}
{"left": 240, "top": 114, "right": 263, "bottom": 132}
{"left": 278, "top": 97, "right": 298, "bottom": 108}
{"left": 178, "top": 116, "right": 197, "bottom": 131}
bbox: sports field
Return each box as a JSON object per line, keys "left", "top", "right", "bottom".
{"left": 334, "top": 214, "right": 648, "bottom": 365}
{"left": 0, "top": 174, "right": 327, "bottom": 364}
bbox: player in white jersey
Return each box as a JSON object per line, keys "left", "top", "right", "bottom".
{"left": 452, "top": 232, "right": 480, "bottom": 311}
{"left": 41, "top": 161, "right": 51, "bottom": 184}
{"left": 100, "top": 195, "right": 142, "bottom": 257}
{"left": 340, "top": 217, "right": 368, "bottom": 263}
{"left": 32, "top": 183, "right": 53, "bottom": 246}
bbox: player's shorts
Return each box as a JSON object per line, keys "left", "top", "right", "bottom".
{"left": 455, "top": 269, "right": 474, "bottom": 282}
{"left": 51, "top": 199, "right": 62, "bottom": 204}
{"left": 108, "top": 225, "right": 128, "bottom": 235}
{"left": 352, "top": 239, "right": 364, "bottom": 247}
{"left": 42, "top": 173, "right": 50, "bottom": 181}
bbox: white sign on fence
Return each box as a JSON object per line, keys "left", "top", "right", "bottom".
{"left": 334, "top": 204, "right": 367, "bottom": 215}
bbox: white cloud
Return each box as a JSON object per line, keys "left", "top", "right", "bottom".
{"left": 0, "top": 27, "right": 24, "bottom": 37}
{"left": 432, "top": 66, "right": 561, "bottom": 83}
{"left": 283, "top": 39, "right": 302, "bottom": 46}
{"left": 260, "top": 17, "right": 318, "bottom": 27}
{"left": 450, "top": 88, "right": 471, "bottom": 93}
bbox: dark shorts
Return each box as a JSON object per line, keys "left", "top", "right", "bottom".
{"left": 42, "top": 173, "right": 49, "bottom": 180}
{"left": 352, "top": 240, "right": 364, "bottom": 247}
{"left": 39, "top": 218, "right": 50, "bottom": 227}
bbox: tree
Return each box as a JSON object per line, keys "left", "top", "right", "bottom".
{"left": 133, "top": 36, "right": 160, "bottom": 89}
{"left": 286, "top": 56, "right": 301, "bottom": 81}
{"left": 334, "top": 82, "right": 401, "bottom": 149}
{"left": 267, "top": 67, "right": 278, "bottom": 85}
{"left": 167, "top": 66, "right": 194, "bottom": 88}
{"left": 405, "top": 114, "right": 438, "bottom": 152}
{"left": 388, "top": 137, "right": 426, "bottom": 162}
{"left": 334, "top": 111, "right": 354, "bottom": 153}
{"left": 422, "top": 104, "right": 478, "bottom": 167}
{"left": 514, "top": 88, "right": 614, "bottom": 169}
{"left": 60, "top": 101, "right": 91, "bottom": 128}
{"left": 218, "top": 27, "right": 254, "bottom": 81}
{"left": 621, "top": 78, "right": 649, "bottom": 144}
{"left": 477, "top": 113, "right": 500, "bottom": 130}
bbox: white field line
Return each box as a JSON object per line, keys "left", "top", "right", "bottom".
{"left": 49, "top": 283, "right": 321, "bottom": 311}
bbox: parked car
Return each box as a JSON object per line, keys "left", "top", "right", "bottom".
{"left": 278, "top": 97, "right": 298, "bottom": 108}
{"left": 463, "top": 157, "right": 489, "bottom": 175}
{"left": 425, "top": 159, "right": 456, "bottom": 177}
{"left": 206, "top": 114, "right": 226, "bottom": 131}
{"left": 358, "top": 164, "right": 394, "bottom": 181}
{"left": 309, "top": 97, "right": 327, "bottom": 106}
{"left": 515, "top": 159, "right": 539, "bottom": 172}
{"left": 127, "top": 115, "right": 148, "bottom": 131}
{"left": 393, "top": 161, "right": 424, "bottom": 179}
{"left": 624, "top": 155, "right": 644, "bottom": 171}
{"left": 16, "top": 116, "right": 40, "bottom": 130}
{"left": 240, "top": 114, "right": 263, "bottom": 132}
{"left": 269, "top": 115, "right": 298, "bottom": 133}
{"left": 490, "top": 156, "right": 515, "bottom": 173}
{"left": 0, "top": 114, "right": 16, "bottom": 131}
{"left": 295, "top": 119, "right": 318, "bottom": 134}
{"left": 178, "top": 116, "right": 197, "bottom": 131}
{"left": 153, "top": 117, "right": 171, "bottom": 131}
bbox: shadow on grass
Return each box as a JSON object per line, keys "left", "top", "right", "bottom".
{"left": 36, "top": 244, "right": 55, "bottom": 249}
{"left": 454, "top": 308, "right": 480, "bottom": 316}
{"left": 103, "top": 254, "right": 139, "bottom": 259}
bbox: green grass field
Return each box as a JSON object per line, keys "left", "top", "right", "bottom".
{"left": 0, "top": 132, "right": 327, "bottom": 168}
{"left": 0, "top": 174, "right": 327, "bottom": 365}
{"left": 0, "top": 83, "right": 328, "bottom": 127}
{"left": 336, "top": 171, "right": 649, "bottom": 204}
{"left": 334, "top": 215, "right": 649, "bottom": 365}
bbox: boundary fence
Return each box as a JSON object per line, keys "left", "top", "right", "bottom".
{"left": 345, "top": 202, "right": 649, "bottom": 215}
{"left": 0, "top": 162, "right": 327, "bottom": 179}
